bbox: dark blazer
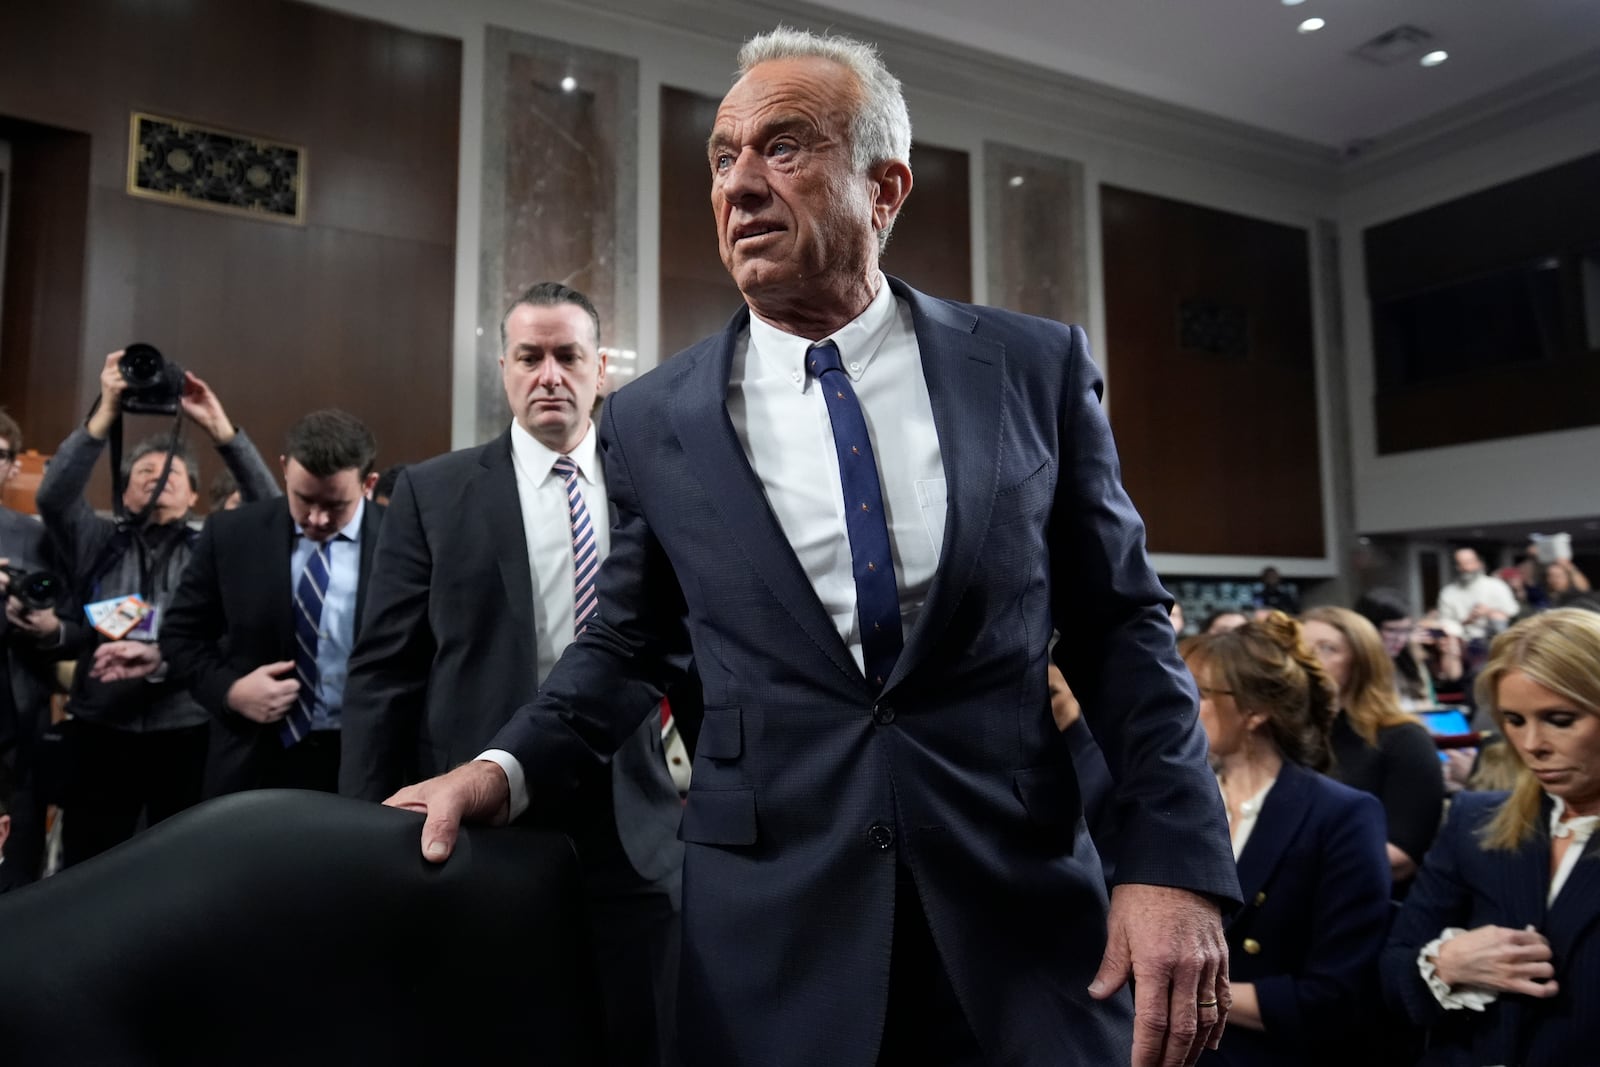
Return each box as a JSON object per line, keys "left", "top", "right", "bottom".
{"left": 492, "top": 278, "right": 1240, "bottom": 1066}
{"left": 1382, "top": 790, "right": 1600, "bottom": 1067}
{"left": 337, "top": 431, "right": 685, "bottom": 891}
{"left": 160, "top": 497, "right": 384, "bottom": 795}
{"left": 1203, "top": 760, "right": 1392, "bottom": 1066}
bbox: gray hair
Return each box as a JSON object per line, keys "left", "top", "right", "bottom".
{"left": 737, "top": 27, "right": 912, "bottom": 249}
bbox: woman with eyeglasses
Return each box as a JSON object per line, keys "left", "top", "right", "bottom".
{"left": 1185, "top": 612, "right": 1391, "bottom": 1065}
{"left": 1301, "top": 606, "right": 1445, "bottom": 892}
{"left": 1382, "top": 608, "right": 1600, "bottom": 1066}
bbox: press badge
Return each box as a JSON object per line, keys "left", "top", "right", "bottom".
{"left": 85, "top": 595, "right": 152, "bottom": 641}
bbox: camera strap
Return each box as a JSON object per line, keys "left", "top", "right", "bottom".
{"left": 104, "top": 407, "right": 187, "bottom": 527}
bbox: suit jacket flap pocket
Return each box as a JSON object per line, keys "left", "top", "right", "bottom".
{"left": 679, "top": 787, "right": 757, "bottom": 846}
{"left": 1013, "top": 763, "right": 1081, "bottom": 828}
{"left": 698, "top": 704, "right": 742, "bottom": 760}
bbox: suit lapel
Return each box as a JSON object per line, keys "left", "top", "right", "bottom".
{"left": 885, "top": 279, "right": 1004, "bottom": 693}
{"left": 668, "top": 310, "right": 860, "bottom": 687}
{"left": 1546, "top": 818, "right": 1600, "bottom": 960}
{"left": 478, "top": 431, "right": 535, "bottom": 639}
{"left": 352, "top": 500, "right": 383, "bottom": 633}
{"left": 275, "top": 502, "right": 298, "bottom": 662}
{"left": 1503, "top": 802, "right": 1552, "bottom": 933}
{"left": 1227, "top": 762, "right": 1315, "bottom": 930}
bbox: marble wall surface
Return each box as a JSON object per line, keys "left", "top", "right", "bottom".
{"left": 478, "top": 26, "right": 637, "bottom": 442}
{"left": 984, "top": 143, "right": 1088, "bottom": 325}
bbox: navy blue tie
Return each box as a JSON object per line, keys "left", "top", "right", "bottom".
{"left": 284, "top": 540, "right": 330, "bottom": 746}
{"left": 807, "top": 340, "right": 903, "bottom": 690}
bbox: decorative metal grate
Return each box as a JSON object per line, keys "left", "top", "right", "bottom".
{"left": 127, "top": 112, "right": 305, "bottom": 224}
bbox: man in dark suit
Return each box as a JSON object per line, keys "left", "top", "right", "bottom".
{"left": 395, "top": 28, "right": 1238, "bottom": 1067}
{"left": 162, "top": 410, "right": 382, "bottom": 795}
{"left": 339, "top": 283, "right": 685, "bottom": 1067}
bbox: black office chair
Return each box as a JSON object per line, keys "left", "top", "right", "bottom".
{"left": 0, "top": 790, "right": 602, "bottom": 1065}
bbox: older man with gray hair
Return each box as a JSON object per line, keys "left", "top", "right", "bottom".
{"left": 398, "top": 26, "right": 1238, "bottom": 1067}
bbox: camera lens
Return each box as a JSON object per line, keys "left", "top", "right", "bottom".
{"left": 119, "top": 343, "right": 165, "bottom": 389}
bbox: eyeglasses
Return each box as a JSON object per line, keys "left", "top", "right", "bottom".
{"left": 1197, "top": 686, "right": 1234, "bottom": 701}
{"left": 0, "top": 449, "right": 14, "bottom": 462}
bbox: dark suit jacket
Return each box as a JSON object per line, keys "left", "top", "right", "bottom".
{"left": 492, "top": 278, "right": 1240, "bottom": 1066}
{"left": 1203, "top": 761, "right": 1391, "bottom": 1066}
{"left": 0, "top": 508, "right": 67, "bottom": 758}
{"left": 160, "top": 497, "right": 384, "bottom": 795}
{"left": 1382, "top": 790, "right": 1600, "bottom": 1067}
{"left": 337, "top": 432, "right": 685, "bottom": 891}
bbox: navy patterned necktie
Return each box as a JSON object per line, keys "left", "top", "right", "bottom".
{"left": 284, "top": 539, "right": 331, "bottom": 746}
{"left": 807, "top": 340, "right": 903, "bottom": 690}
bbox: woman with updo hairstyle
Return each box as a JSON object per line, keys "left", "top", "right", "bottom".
{"left": 1302, "top": 606, "right": 1445, "bottom": 889}
{"left": 1381, "top": 608, "right": 1600, "bottom": 1065}
{"left": 1184, "top": 612, "right": 1392, "bottom": 1066}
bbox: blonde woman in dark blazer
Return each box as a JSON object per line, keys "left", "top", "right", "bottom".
{"left": 1383, "top": 608, "right": 1600, "bottom": 1066}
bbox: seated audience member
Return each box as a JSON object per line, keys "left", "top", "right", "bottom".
{"left": 1354, "top": 588, "right": 1464, "bottom": 710}
{"left": 36, "top": 351, "right": 279, "bottom": 866}
{"left": 162, "top": 411, "right": 383, "bottom": 796}
{"left": 1302, "top": 607, "right": 1444, "bottom": 891}
{"left": 1203, "top": 610, "right": 1250, "bottom": 635}
{"left": 371, "top": 463, "right": 406, "bottom": 506}
{"left": 1185, "top": 612, "right": 1391, "bottom": 1066}
{"left": 1383, "top": 608, "right": 1600, "bottom": 1066}
{"left": 1254, "top": 567, "right": 1300, "bottom": 615}
{"left": 1542, "top": 560, "right": 1589, "bottom": 610}
{"left": 207, "top": 469, "right": 241, "bottom": 512}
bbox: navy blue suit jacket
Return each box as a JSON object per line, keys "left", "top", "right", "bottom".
{"left": 1204, "top": 760, "right": 1391, "bottom": 1066}
{"left": 1382, "top": 790, "right": 1600, "bottom": 1067}
{"left": 494, "top": 279, "right": 1239, "bottom": 1065}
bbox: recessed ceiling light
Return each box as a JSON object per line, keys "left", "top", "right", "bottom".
{"left": 1008, "top": 175, "right": 1025, "bottom": 188}
{"left": 560, "top": 75, "right": 578, "bottom": 92}
{"left": 1419, "top": 50, "right": 1448, "bottom": 67}
{"left": 1282, "top": 0, "right": 1307, "bottom": 5}
{"left": 1298, "top": 17, "right": 1326, "bottom": 33}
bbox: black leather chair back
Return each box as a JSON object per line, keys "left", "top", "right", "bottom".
{"left": 0, "top": 790, "right": 601, "bottom": 1065}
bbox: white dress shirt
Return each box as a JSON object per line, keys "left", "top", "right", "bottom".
{"left": 728, "top": 272, "right": 945, "bottom": 674}
{"left": 508, "top": 418, "right": 610, "bottom": 687}
{"left": 290, "top": 500, "right": 365, "bottom": 731}
{"left": 483, "top": 420, "right": 608, "bottom": 808}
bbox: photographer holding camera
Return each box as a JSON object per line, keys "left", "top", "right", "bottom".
{"left": 0, "top": 409, "right": 78, "bottom": 887}
{"left": 36, "top": 350, "right": 280, "bottom": 866}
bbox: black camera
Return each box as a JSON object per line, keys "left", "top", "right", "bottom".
{"left": 1, "top": 565, "right": 65, "bottom": 613}
{"left": 119, "top": 343, "right": 185, "bottom": 416}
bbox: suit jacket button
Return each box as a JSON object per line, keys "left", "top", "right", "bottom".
{"left": 1253, "top": 891, "right": 1267, "bottom": 906}
{"left": 1243, "top": 938, "right": 1261, "bottom": 955}
{"left": 867, "top": 822, "right": 895, "bottom": 851}
{"left": 872, "top": 703, "right": 895, "bottom": 725}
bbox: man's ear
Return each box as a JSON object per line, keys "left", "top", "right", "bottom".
{"left": 362, "top": 471, "right": 380, "bottom": 499}
{"left": 0, "top": 813, "right": 11, "bottom": 855}
{"left": 870, "top": 159, "right": 913, "bottom": 236}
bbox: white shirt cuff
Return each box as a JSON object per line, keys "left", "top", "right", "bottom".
{"left": 1418, "top": 928, "right": 1500, "bottom": 1011}
{"left": 477, "top": 749, "right": 530, "bottom": 822}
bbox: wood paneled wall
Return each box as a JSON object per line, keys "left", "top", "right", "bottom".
{"left": 659, "top": 84, "right": 970, "bottom": 356}
{"left": 1364, "top": 151, "right": 1600, "bottom": 454}
{"left": 0, "top": 0, "right": 460, "bottom": 503}
{"left": 1101, "top": 185, "right": 1324, "bottom": 558}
